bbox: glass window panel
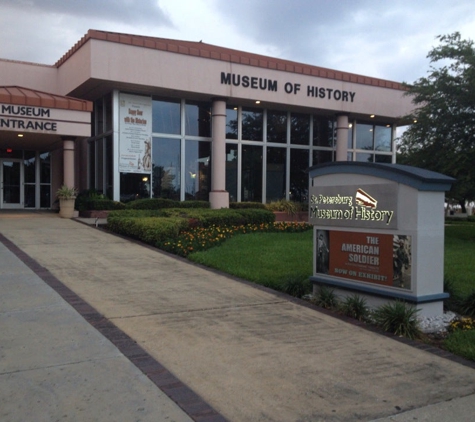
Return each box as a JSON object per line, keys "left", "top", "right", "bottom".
{"left": 290, "top": 149, "right": 309, "bottom": 203}
{"left": 348, "top": 124, "right": 354, "bottom": 149}
{"left": 242, "top": 145, "right": 262, "bottom": 202}
{"left": 40, "top": 185, "right": 50, "bottom": 208}
{"left": 312, "top": 150, "right": 333, "bottom": 165}
{"left": 185, "top": 140, "right": 211, "bottom": 200}
{"left": 185, "top": 101, "right": 211, "bottom": 137}
{"left": 375, "top": 154, "right": 392, "bottom": 163}
{"left": 313, "top": 116, "right": 333, "bottom": 147}
{"left": 266, "top": 147, "right": 286, "bottom": 203}
{"left": 24, "top": 184, "right": 35, "bottom": 208}
{"left": 355, "top": 123, "right": 374, "bottom": 150}
{"left": 24, "top": 151, "right": 36, "bottom": 184}
{"left": 152, "top": 99, "right": 181, "bottom": 134}
{"left": 242, "top": 108, "right": 263, "bottom": 141}
{"left": 39, "top": 152, "right": 50, "bottom": 184}
{"left": 152, "top": 137, "right": 181, "bottom": 200}
{"left": 267, "top": 110, "right": 287, "bottom": 144}
{"left": 226, "top": 143, "right": 238, "bottom": 202}
{"left": 375, "top": 125, "right": 392, "bottom": 152}
{"left": 356, "top": 152, "right": 373, "bottom": 163}
{"left": 226, "top": 106, "right": 238, "bottom": 140}
{"left": 120, "top": 173, "right": 150, "bottom": 202}
{"left": 291, "top": 112, "right": 310, "bottom": 145}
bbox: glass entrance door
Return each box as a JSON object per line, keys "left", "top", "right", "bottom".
{"left": 1, "top": 159, "right": 23, "bottom": 209}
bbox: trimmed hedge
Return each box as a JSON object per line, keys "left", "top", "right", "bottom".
{"left": 157, "top": 208, "right": 275, "bottom": 227}
{"left": 125, "top": 198, "right": 210, "bottom": 210}
{"left": 230, "top": 202, "right": 266, "bottom": 209}
{"left": 106, "top": 208, "right": 276, "bottom": 246}
{"left": 80, "top": 198, "right": 125, "bottom": 211}
{"left": 107, "top": 216, "right": 188, "bottom": 245}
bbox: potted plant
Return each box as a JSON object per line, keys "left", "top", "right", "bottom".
{"left": 57, "top": 185, "right": 78, "bottom": 218}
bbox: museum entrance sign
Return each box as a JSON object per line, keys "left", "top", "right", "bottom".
{"left": 308, "top": 162, "right": 454, "bottom": 317}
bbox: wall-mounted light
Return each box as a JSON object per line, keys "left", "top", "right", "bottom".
{"left": 142, "top": 177, "right": 148, "bottom": 182}
{"left": 17, "top": 134, "right": 24, "bottom": 137}
{"left": 255, "top": 100, "right": 261, "bottom": 104}
{"left": 370, "top": 114, "right": 375, "bottom": 118}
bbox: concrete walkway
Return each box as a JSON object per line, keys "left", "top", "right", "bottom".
{"left": 1, "top": 211, "right": 475, "bottom": 421}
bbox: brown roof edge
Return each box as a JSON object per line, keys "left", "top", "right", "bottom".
{"left": 55, "top": 29, "right": 406, "bottom": 91}
{"left": 0, "top": 86, "right": 93, "bottom": 112}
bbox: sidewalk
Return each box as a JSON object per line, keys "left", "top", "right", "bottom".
{"left": 1, "top": 211, "right": 475, "bottom": 421}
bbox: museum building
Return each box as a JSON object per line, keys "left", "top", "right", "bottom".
{"left": 0, "top": 29, "right": 414, "bottom": 210}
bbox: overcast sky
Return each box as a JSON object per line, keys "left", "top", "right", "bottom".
{"left": 1, "top": 0, "right": 474, "bottom": 84}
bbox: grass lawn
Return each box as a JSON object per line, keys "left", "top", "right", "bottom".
{"left": 445, "top": 224, "right": 475, "bottom": 296}
{"left": 188, "top": 230, "right": 313, "bottom": 291}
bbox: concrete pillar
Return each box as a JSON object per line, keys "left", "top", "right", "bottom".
{"left": 63, "top": 139, "right": 75, "bottom": 188}
{"left": 335, "top": 114, "right": 349, "bottom": 162}
{"left": 210, "top": 98, "right": 229, "bottom": 209}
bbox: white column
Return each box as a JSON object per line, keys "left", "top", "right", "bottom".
{"left": 209, "top": 98, "right": 229, "bottom": 209}
{"left": 335, "top": 114, "right": 349, "bottom": 162}
{"left": 63, "top": 139, "right": 75, "bottom": 188}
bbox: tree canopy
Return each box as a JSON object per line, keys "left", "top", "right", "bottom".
{"left": 398, "top": 32, "right": 475, "bottom": 210}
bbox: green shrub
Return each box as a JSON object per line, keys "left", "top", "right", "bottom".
{"left": 107, "top": 216, "right": 188, "bottom": 245}
{"left": 444, "top": 330, "right": 475, "bottom": 361}
{"left": 265, "top": 199, "right": 298, "bottom": 215}
{"left": 125, "top": 198, "right": 210, "bottom": 210}
{"left": 340, "top": 295, "right": 370, "bottom": 322}
{"left": 108, "top": 209, "right": 165, "bottom": 218}
{"left": 280, "top": 275, "right": 312, "bottom": 298}
{"left": 443, "top": 276, "right": 462, "bottom": 312}
{"left": 158, "top": 208, "right": 275, "bottom": 227}
{"left": 82, "top": 198, "right": 125, "bottom": 211}
{"left": 459, "top": 291, "right": 475, "bottom": 317}
{"left": 312, "top": 286, "right": 339, "bottom": 310}
{"left": 75, "top": 188, "right": 107, "bottom": 211}
{"left": 230, "top": 202, "right": 266, "bottom": 209}
{"left": 371, "top": 301, "right": 421, "bottom": 340}
{"left": 125, "top": 198, "right": 178, "bottom": 209}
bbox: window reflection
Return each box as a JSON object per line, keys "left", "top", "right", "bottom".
{"left": 290, "top": 149, "right": 309, "bottom": 203}
{"left": 152, "top": 99, "right": 181, "bottom": 134}
{"left": 313, "top": 116, "right": 333, "bottom": 147}
{"left": 242, "top": 108, "right": 263, "bottom": 141}
{"left": 242, "top": 145, "right": 262, "bottom": 201}
{"left": 226, "top": 106, "right": 238, "bottom": 139}
{"left": 266, "top": 147, "right": 286, "bottom": 202}
{"left": 152, "top": 137, "right": 181, "bottom": 200}
{"left": 291, "top": 112, "right": 310, "bottom": 145}
{"left": 355, "top": 123, "right": 374, "bottom": 150}
{"left": 226, "top": 144, "right": 238, "bottom": 202}
{"left": 185, "top": 140, "right": 211, "bottom": 200}
{"left": 267, "top": 110, "right": 287, "bottom": 144}
{"left": 185, "top": 101, "right": 211, "bottom": 137}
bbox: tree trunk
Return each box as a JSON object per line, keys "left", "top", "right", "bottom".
{"left": 459, "top": 199, "right": 466, "bottom": 213}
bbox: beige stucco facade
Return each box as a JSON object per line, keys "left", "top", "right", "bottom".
{"left": 0, "top": 29, "right": 415, "bottom": 209}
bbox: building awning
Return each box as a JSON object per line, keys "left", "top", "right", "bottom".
{"left": 0, "top": 86, "right": 92, "bottom": 112}
{"left": 0, "top": 86, "right": 92, "bottom": 150}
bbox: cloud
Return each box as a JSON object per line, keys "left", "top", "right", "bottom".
{"left": 1, "top": 0, "right": 475, "bottom": 83}
{"left": 1, "top": 0, "right": 173, "bottom": 26}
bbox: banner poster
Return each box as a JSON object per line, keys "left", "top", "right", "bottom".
{"left": 316, "top": 230, "right": 412, "bottom": 290}
{"left": 119, "top": 94, "right": 152, "bottom": 174}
